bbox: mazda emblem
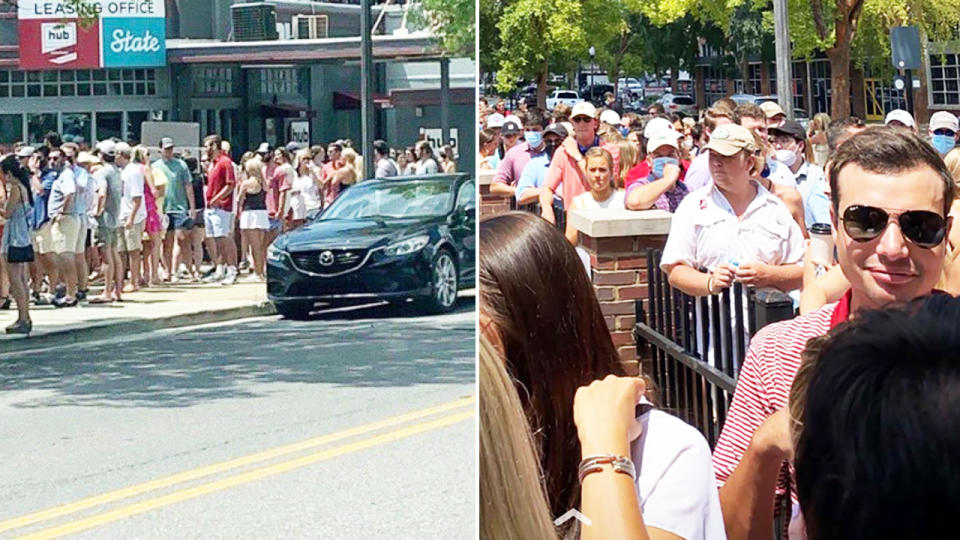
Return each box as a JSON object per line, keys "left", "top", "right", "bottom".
{"left": 319, "top": 251, "right": 335, "bottom": 266}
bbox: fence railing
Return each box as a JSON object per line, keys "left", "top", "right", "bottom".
{"left": 634, "top": 248, "right": 795, "bottom": 448}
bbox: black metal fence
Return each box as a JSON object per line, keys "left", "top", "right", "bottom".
{"left": 634, "top": 249, "right": 795, "bottom": 448}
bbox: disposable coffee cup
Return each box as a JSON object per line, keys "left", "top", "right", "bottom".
{"left": 808, "top": 223, "right": 834, "bottom": 266}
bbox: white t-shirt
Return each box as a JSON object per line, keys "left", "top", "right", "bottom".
{"left": 415, "top": 158, "right": 438, "bottom": 175}
{"left": 572, "top": 188, "right": 626, "bottom": 211}
{"left": 120, "top": 162, "right": 147, "bottom": 224}
{"left": 766, "top": 159, "right": 797, "bottom": 189}
{"left": 631, "top": 408, "right": 727, "bottom": 540}
{"left": 660, "top": 181, "right": 805, "bottom": 273}
{"left": 288, "top": 174, "right": 321, "bottom": 220}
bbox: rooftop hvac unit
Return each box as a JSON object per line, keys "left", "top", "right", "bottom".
{"left": 293, "top": 15, "right": 329, "bottom": 39}
{"left": 231, "top": 2, "right": 279, "bottom": 42}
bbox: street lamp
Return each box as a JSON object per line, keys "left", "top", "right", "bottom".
{"left": 588, "top": 46, "right": 595, "bottom": 103}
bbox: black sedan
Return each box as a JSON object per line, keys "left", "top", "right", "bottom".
{"left": 267, "top": 174, "right": 475, "bottom": 318}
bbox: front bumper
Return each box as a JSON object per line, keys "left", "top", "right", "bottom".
{"left": 267, "top": 249, "right": 433, "bottom": 303}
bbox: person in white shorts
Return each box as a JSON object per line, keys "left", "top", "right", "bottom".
{"left": 116, "top": 142, "right": 147, "bottom": 292}
{"left": 202, "top": 134, "right": 239, "bottom": 284}
{"left": 237, "top": 158, "right": 271, "bottom": 281}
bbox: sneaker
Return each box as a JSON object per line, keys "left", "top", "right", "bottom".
{"left": 52, "top": 296, "right": 78, "bottom": 308}
{"left": 202, "top": 270, "right": 225, "bottom": 283}
{"left": 33, "top": 292, "right": 53, "bottom": 306}
{"left": 220, "top": 269, "right": 238, "bottom": 286}
{"left": 54, "top": 284, "right": 66, "bottom": 299}
{"left": 238, "top": 260, "right": 250, "bottom": 272}
{"left": 5, "top": 319, "right": 31, "bottom": 335}
{"left": 170, "top": 274, "right": 179, "bottom": 284}
{"left": 76, "top": 289, "right": 88, "bottom": 301}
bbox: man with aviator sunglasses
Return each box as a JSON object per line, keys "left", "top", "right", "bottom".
{"left": 712, "top": 127, "right": 955, "bottom": 539}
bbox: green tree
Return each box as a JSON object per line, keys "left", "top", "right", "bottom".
{"left": 727, "top": 2, "right": 773, "bottom": 92}
{"left": 416, "top": 0, "right": 476, "bottom": 58}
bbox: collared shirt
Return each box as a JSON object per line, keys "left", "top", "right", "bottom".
{"left": 493, "top": 141, "right": 546, "bottom": 186}
{"left": 30, "top": 168, "right": 58, "bottom": 229}
{"left": 47, "top": 166, "right": 77, "bottom": 219}
{"left": 793, "top": 160, "right": 831, "bottom": 226}
{"left": 515, "top": 154, "right": 555, "bottom": 204}
{"left": 660, "top": 181, "right": 806, "bottom": 273}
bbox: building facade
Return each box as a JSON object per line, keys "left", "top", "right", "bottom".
{"left": 0, "top": 1, "right": 476, "bottom": 171}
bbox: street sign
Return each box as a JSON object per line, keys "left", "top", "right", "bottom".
{"left": 18, "top": 0, "right": 166, "bottom": 70}
{"left": 890, "top": 26, "right": 922, "bottom": 70}
{"left": 290, "top": 121, "right": 310, "bottom": 144}
{"left": 420, "top": 128, "right": 459, "bottom": 156}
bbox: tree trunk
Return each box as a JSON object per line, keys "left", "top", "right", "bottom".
{"left": 537, "top": 59, "right": 549, "bottom": 110}
{"left": 740, "top": 53, "right": 750, "bottom": 95}
{"left": 826, "top": 44, "right": 851, "bottom": 119}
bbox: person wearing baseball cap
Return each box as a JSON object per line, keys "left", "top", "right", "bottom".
{"left": 538, "top": 101, "right": 621, "bottom": 225}
{"left": 759, "top": 101, "right": 786, "bottom": 128}
{"left": 514, "top": 122, "right": 567, "bottom": 207}
{"left": 492, "top": 107, "right": 550, "bottom": 200}
{"left": 769, "top": 120, "right": 830, "bottom": 228}
{"left": 929, "top": 111, "right": 959, "bottom": 155}
{"left": 599, "top": 109, "right": 621, "bottom": 130}
{"left": 660, "top": 122, "right": 805, "bottom": 299}
{"left": 500, "top": 118, "right": 523, "bottom": 155}
{"left": 884, "top": 109, "right": 916, "bottom": 131}
{"left": 625, "top": 130, "right": 689, "bottom": 212}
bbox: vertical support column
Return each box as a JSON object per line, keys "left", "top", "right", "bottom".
{"left": 360, "top": 0, "right": 375, "bottom": 180}
{"left": 773, "top": 0, "right": 793, "bottom": 117}
{"left": 440, "top": 57, "right": 451, "bottom": 148}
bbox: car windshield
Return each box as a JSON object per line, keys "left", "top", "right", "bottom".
{"left": 320, "top": 179, "right": 455, "bottom": 220}
{"left": 673, "top": 96, "right": 695, "bottom": 104}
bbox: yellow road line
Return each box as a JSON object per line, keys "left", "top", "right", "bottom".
{"left": 0, "top": 397, "right": 475, "bottom": 534}
{"left": 19, "top": 410, "right": 474, "bottom": 540}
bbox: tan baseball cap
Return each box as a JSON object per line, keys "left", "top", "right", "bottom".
{"left": 571, "top": 101, "right": 598, "bottom": 120}
{"left": 760, "top": 101, "right": 785, "bottom": 119}
{"left": 76, "top": 151, "right": 100, "bottom": 165}
{"left": 930, "top": 111, "right": 959, "bottom": 133}
{"left": 704, "top": 124, "right": 757, "bottom": 156}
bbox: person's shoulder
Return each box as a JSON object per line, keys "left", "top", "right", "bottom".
{"left": 749, "top": 302, "right": 838, "bottom": 359}
{"left": 645, "top": 410, "right": 712, "bottom": 453}
{"left": 504, "top": 142, "right": 527, "bottom": 159}
{"left": 673, "top": 184, "right": 712, "bottom": 214}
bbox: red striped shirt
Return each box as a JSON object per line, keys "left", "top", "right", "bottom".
{"left": 712, "top": 300, "right": 840, "bottom": 487}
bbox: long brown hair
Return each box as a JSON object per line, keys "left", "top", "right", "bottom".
{"left": 479, "top": 211, "right": 624, "bottom": 529}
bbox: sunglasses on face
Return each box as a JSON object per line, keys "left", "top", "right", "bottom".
{"left": 572, "top": 116, "right": 593, "bottom": 124}
{"left": 840, "top": 205, "right": 948, "bottom": 248}
{"left": 933, "top": 128, "right": 956, "bottom": 137}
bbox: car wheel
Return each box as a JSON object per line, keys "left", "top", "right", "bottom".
{"left": 275, "top": 301, "right": 313, "bottom": 320}
{"left": 420, "top": 250, "right": 458, "bottom": 314}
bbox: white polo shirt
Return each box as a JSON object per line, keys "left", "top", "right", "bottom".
{"left": 661, "top": 181, "right": 805, "bottom": 273}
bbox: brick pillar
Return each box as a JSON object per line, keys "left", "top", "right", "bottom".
{"left": 479, "top": 170, "right": 511, "bottom": 218}
{"left": 568, "top": 208, "right": 672, "bottom": 377}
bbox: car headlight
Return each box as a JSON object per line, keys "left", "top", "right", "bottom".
{"left": 383, "top": 235, "right": 430, "bottom": 257}
{"left": 267, "top": 244, "right": 287, "bottom": 262}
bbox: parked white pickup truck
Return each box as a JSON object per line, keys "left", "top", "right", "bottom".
{"left": 546, "top": 89, "right": 580, "bottom": 111}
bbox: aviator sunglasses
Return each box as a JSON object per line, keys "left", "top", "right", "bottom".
{"left": 840, "top": 205, "right": 949, "bottom": 249}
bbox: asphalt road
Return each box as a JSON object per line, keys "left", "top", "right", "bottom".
{"left": 0, "top": 300, "right": 476, "bottom": 539}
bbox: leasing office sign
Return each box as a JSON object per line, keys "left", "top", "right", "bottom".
{"left": 18, "top": 1, "right": 165, "bottom": 69}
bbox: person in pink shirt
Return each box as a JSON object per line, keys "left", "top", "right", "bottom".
{"left": 539, "top": 101, "right": 620, "bottom": 225}
{"left": 490, "top": 108, "right": 549, "bottom": 200}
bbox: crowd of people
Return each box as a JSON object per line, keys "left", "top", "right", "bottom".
{"left": 0, "top": 131, "right": 451, "bottom": 336}
{"left": 479, "top": 95, "right": 960, "bottom": 539}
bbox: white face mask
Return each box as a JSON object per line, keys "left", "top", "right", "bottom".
{"left": 774, "top": 149, "right": 797, "bottom": 167}
{"left": 682, "top": 137, "right": 694, "bottom": 150}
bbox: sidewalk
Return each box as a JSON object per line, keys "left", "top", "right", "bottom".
{"left": 0, "top": 280, "right": 275, "bottom": 354}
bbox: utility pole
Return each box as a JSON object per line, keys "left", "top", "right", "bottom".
{"left": 360, "top": 0, "right": 375, "bottom": 180}
{"left": 773, "top": 0, "right": 793, "bottom": 118}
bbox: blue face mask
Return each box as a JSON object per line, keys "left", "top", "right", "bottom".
{"left": 525, "top": 131, "right": 543, "bottom": 150}
{"left": 932, "top": 133, "right": 956, "bottom": 155}
{"left": 618, "top": 127, "right": 630, "bottom": 137}
{"left": 651, "top": 157, "right": 679, "bottom": 178}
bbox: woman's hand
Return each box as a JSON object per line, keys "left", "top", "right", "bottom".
{"left": 574, "top": 375, "right": 646, "bottom": 458}
{"left": 710, "top": 264, "right": 736, "bottom": 292}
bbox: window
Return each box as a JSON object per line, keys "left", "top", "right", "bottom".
{"left": 193, "top": 67, "right": 234, "bottom": 96}
{"left": 97, "top": 112, "right": 123, "bottom": 141}
{"left": 0, "top": 69, "right": 159, "bottom": 98}
{"left": 456, "top": 181, "right": 475, "bottom": 210}
{"left": 27, "top": 113, "right": 57, "bottom": 144}
{"left": 126, "top": 111, "right": 149, "bottom": 143}
{"left": 0, "top": 114, "right": 23, "bottom": 143}
{"left": 930, "top": 53, "right": 960, "bottom": 106}
{"left": 62, "top": 112, "right": 92, "bottom": 145}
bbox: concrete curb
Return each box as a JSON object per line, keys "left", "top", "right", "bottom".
{"left": 1, "top": 302, "right": 277, "bottom": 354}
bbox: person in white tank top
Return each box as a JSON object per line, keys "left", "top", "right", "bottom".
{"left": 566, "top": 146, "right": 625, "bottom": 246}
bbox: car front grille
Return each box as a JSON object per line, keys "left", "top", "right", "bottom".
{"left": 289, "top": 249, "right": 369, "bottom": 276}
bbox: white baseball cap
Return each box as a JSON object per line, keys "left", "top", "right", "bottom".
{"left": 486, "top": 113, "right": 505, "bottom": 129}
{"left": 646, "top": 130, "right": 680, "bottom": 154}
{"left": 115, "top": 142, "right": 132, "bottom": 155}
{"left": 884, "top": 109, "right": 915, "bottom": 128}
{"left": 930, "top": 111, "right": 959, "bottom": 133}
{"left": 571, "top": 101, "right": 598, "bottom": 120}
{"left": 599, "top": 109, "right": 621, "bottom": 126}
{"left": 15, "top": 146, "right": 35, "bottom": 158}
{"left": 643, "top": 117, "right": 673, "bottom": 140}
{"left": 96, "top": 140, "right": 116, "bottom": 155}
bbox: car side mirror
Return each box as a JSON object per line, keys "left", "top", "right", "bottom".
{"left": 463, "top": 204, "right": 476, "bottom": 221}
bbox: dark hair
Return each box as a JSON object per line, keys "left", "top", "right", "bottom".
{"left": 733, "top": 103, "right": 765, "bottom": 124}
{"left": 1, "top": 154, "right": 34, "bottom": 206}
{"left": 373, "top": 139, "right": 388, "bottom": 157}
{"left": 479, "top": 212, "right": 625, "bottom": 531}
{"left": 274, "top": 147, "right": 291, "bottom": 163}
{"left": 479, "top": 128, "right": 498, "bottom": 147}
{"left": 828, "top": 127, "right": 954, "bottom": 216}
{"left": 826, "top": 116, "right": 866, "bottom": 151}
{"left": 44, "top": 131, "right": 62, "bottom": 148}
{"left": 523, "top": 107, "right": 545, "bottom": 130}
{"left": 184, "top": 156, "right": 199, "bottom": 174}
{"left": 648, "top": 103, "right": 665, "bottom": 115}
{"left": 327, "top": 142, "right": 343, "bottom": 153}
{"left": 713, "top": 97, "right": 738, "bottom": 113}
{"left": 203, "top": 134, "right": 222, "bottom": 147}
{"left": 793, "top": 294, "right": 960, "bottom": 540}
